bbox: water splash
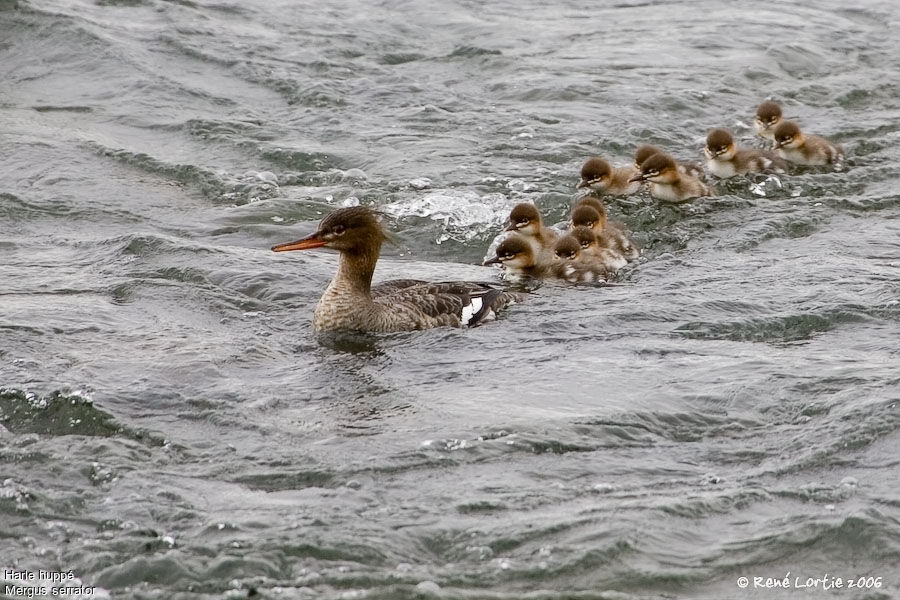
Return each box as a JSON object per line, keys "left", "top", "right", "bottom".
{"left": 382, "top": 189, "right": 516, "bottom": 244}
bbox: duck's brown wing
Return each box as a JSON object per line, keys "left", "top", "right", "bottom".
{"left": 376, "top": 281, "right": 522, "bottom": 328}
{"left": 371, "top": 279, "right": 428, "bottom": 294}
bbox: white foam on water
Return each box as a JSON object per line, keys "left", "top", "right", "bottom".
{"left": 382, "top": 189, "right": 518, "bottom": 244}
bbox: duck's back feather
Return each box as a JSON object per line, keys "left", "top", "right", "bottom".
{"left": 372, "top": 280, "right": 521, "bottom": 329}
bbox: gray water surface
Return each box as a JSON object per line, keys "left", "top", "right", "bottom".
{"left": 2, "top": 0, "right": 899, "bottom": 598}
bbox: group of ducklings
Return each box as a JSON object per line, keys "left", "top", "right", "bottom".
{"left": 483, "top": 100, "right": 844, "bottom": 284}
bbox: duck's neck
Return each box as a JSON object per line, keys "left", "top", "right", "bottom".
{"left": 330, "top": 243, "right": 381, "bottom": 297}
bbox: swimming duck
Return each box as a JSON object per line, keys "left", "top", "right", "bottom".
{"left": 704, "top": 127, "right": 787, "bottom": 178}
{"left": 754, "top": 100, "right": 783, "bottom": 142}
{"left": 570, "top": 204, "right": 640, "bottom": 260}
{"left": 634, "top": 144, "right": 704, "bottom": 179}
{"left": 568, "top": 226, "right": 628, "bottom": 271}
{"left": 552, "top": 235, "right": 616, "bottom": 282}
{"left": 272, "top": 206, "right": 520, "bottom": 332}
{"left": 772, "top": 120, "right": 844, "bottom": 166}
{"left": 629, "top": 152, "right": 713, "bottom": 203}
{"left": 576, "top": 156, "right": 641, "bottom": 196}
{"left": 505, "top": 202, "right": 561, "bottom": 260}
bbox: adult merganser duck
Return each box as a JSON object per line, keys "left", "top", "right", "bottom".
{"left": 272, "top": 206, "right": 520, "bottom": 332}
{"left": 754, "top": 100, "right": 784, "bottom": 143}
{"left": 772, "top": 120, "right": 844, "bottom": 166}
{"left": 629, "top": 152, "right": 713, "bottom": 203}
{"left": 704, "top": 128, "right": 787, "bottom": 178}
{"left": 633, "top": 144, "right": 704, "bottom": 179}
{"left": 576, "top": 157, "right": 640, "bottom": 196}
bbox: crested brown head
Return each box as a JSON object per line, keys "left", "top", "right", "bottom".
{"left": 773, "top": 120, "right": 802, "bottom": 148}
{"left": 578, "top": 157, "right": 612, "bottom": 188}
{"left": 506, "top": 202, "right": 543, "bottom": 231}
{"left": 554, "top": 235, "right": 582, "bottom": 260}
{"left": 705, "top": 128, "right": 734, "bottom": 156}
{"left": 272, "top": 206, "right": 387, "bottom": 256}
{"left": 634, "top": 144, "right": 663, "bottom": 168}
{"left": 571, "top": 204, "right": 604, "bottom": 230}
{"left": 756, "top": 100, "right": 782, "bottom": 126}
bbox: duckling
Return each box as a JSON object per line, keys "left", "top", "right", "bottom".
{"left": 629, "top": 152, "right": 713, "bottom": 203}
{"left": 772, "top": 120, "right": 844, "bottom": 166}
{"left": 552, "top": 235, "right": 616, "bottom": 283}
{"left": 576, "top": 156, "right": 641, "bottom": 196}
{"left": 634, "top": 144, "right": 704, "bottom": 179}
{"left": 569, "top": 226, "right": 628, "bottom": 271}
{"left": 504, "top": 202, "right": 560, "bottom": 261}
{"left": 704, "top": 127, "right": 787, "bottom": 178}
{"left": 754, "top": 100, "right": 784, "bottom": 143}
{"left": 570, "top": 204, "right": 640, "bottom": 261}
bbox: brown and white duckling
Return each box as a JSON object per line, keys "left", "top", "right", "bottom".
{"left": 570, "top": 203, "right": 608, "bottom": 233}
{"left": 704, "top": 128, "right": 787, "bottom": 178}
{"left": 505, "top": 202, "right": 560, "bottom": 258}
{"left": 484, "top": 233, "right": 570, "bottom": 281}
{"left": 772, "top": 120, "right": 844, "bottom": 166}
{"left": 551, "top": 235, "right": 615, "bottom": 283}
{"left": 272, "top": 207, "right": 521, "bottom": 332}
{"left": 574, "top": 195, "right": 628, "bottom": 233}
{"left": 629, "top": 152, "right": 713, "bottom": 203}
{"left": 570, "top": 204, "right": 640, "bottom": 262}
{"left": 576, "top": 156, "right": 640, "bottom": 196}
{"left": 569, "top": 226, "right": 628, "bottom": 271}
{"left": 754, "top": 100, "right": 784, "bottom": 142}
{"left": 634, "top": 144, "right": 704, "bottom": 179}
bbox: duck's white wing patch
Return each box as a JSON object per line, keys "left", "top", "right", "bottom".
{"left": 460, "top": 296, "right": 484, "bottom": 327}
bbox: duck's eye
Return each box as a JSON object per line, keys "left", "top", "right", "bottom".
{"left": 517, "top": 219, "right": 529, "bottom": 226}
{"left": 580, "top": 241, "right": 590, "bottom": 249}
{"left": 332, "top": 225, "right": 346, "bottom": 235}
{"left": 718, "top": 146, "right": 727, "bottom": 153}
{"left": 502, "top": 252, "right": 515, "bottom": 260}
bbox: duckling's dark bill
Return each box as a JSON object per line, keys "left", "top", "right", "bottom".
{"left": 272, "top": 233, "right": 326, "bottom": 252}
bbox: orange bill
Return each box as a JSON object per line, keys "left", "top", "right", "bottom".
{"left": 271, "top": 232, "right": 326, "bottom": 252}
